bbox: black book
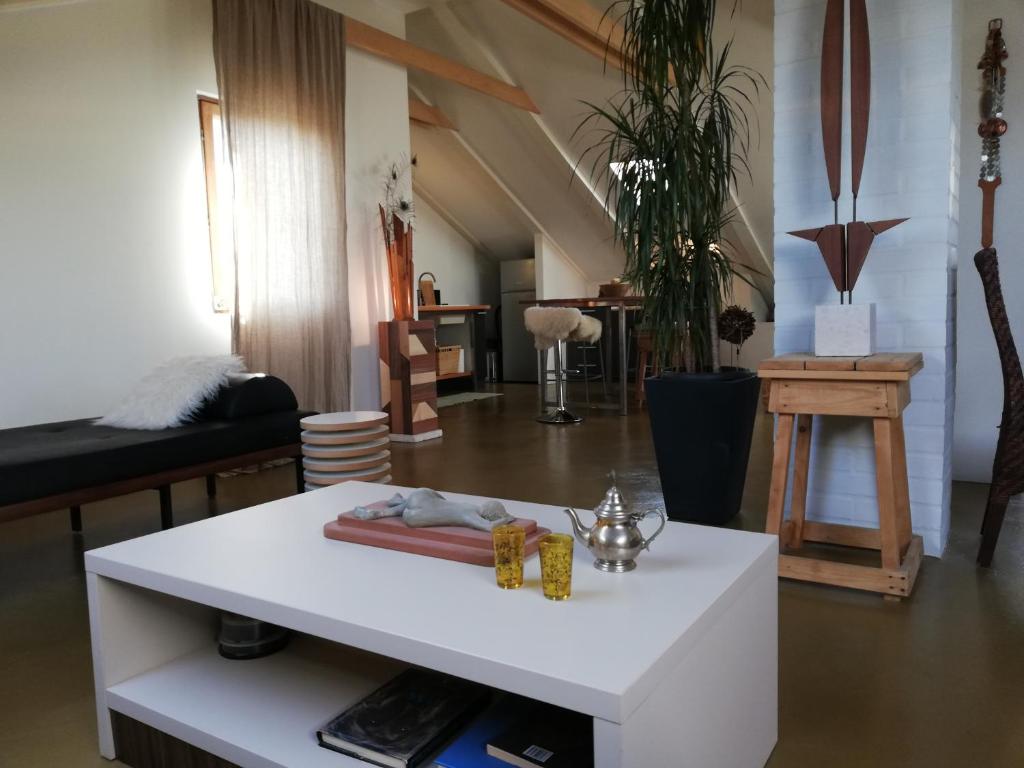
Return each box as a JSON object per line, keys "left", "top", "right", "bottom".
{"left": 486, "top": 706, "right": 593, "bottom": 768}
{"left": 317, "top": 668, "right": 490, "bottom": 768}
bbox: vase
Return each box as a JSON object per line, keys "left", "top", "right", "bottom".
{"left": 380, "top": 205, "right": 414, "bottom": 322}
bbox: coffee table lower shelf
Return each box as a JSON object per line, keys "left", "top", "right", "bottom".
{"left": 106, "top": 636, "right": 407, "bottom": 768}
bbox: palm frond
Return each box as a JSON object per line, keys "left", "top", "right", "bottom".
{"left": 576, "top": 0, "right": 762, "bottom": 371}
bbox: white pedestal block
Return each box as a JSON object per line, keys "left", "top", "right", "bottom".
{"left": 815, "top": 303, "right": 876, "bottom": 357}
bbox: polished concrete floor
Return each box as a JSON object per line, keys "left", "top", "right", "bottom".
{"left": 1, "top": 384, "right": 1022, "bottom": 767}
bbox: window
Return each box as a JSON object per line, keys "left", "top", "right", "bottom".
{"left": 198, "top": 97, "right": 235, "bottom": 313}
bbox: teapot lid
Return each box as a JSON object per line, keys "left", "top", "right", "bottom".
{"left": 595, "top": 471, "right": 630, "bottom": 519}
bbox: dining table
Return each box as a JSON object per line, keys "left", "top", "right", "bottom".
{"left": 523, "top": 296, "right": 644, "bottom": 416}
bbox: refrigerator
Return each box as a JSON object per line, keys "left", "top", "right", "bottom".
{"left": 500, "top": 259, "right": 537, "bottom": 383}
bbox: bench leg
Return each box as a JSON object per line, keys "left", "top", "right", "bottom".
{"left": 205, "top": 474, "right": 217, "bottom": 498}
{"left": 70, "top": 505, "right": 82, "bottom": 534}
{"left": 295, "top": 457, "right": 305, "bottom": 494}
{"left": 158, "top": 485, "right": 173, "bottom": 530}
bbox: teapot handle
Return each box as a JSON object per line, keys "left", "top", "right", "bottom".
{"left": 635, "top": 509, "right": 667, "bottom": 550}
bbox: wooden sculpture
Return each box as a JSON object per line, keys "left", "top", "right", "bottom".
{"left": 974, "top": 248, "right": 1024, "bottom": 567}
{"left": 973, "top": 24, "right": 1016, "bottom": 567}
{"left": 978, "top": 19, "right": 1008, "bottom": 249}
{"left": 789, "top": 0, "right": 907, "bottom": 302}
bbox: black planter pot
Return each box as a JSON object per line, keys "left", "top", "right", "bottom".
{"left": 645, "top": 368, "right": 761, "bottom": 525}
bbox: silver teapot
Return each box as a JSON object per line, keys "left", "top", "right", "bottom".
{"left": 564, "top": 472, "right": 667, "bottom": 572}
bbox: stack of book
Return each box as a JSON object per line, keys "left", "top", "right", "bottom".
{"left": 317, "top": 670, "right": 593, "bottom": 768}
{"left": 434, "top": 695, "right": 593, "bottom": 768}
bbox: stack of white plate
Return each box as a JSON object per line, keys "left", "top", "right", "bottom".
{"left": 300, "top": 412, "right": 391, "bottom": 491}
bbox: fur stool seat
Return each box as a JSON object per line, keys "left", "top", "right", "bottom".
{"left": 523, "top": 306, "right": 603, "bottom": 425}
{"left": 571, "top": 314, "right": 603, "bottom": 344}
{"left": 524, "top": 306, "right": 603, "bottom": 348}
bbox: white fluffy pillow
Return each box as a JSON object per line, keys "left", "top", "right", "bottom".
{"left": 97, "top": 355, "right": 246, "bottom": 430}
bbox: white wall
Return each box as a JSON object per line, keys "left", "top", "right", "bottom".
{"left": 0, "top": 0, "right": 230, "bottom": 428}
{"left": 330, "top": 0, "right": 410, "bottom": 411}
{"left": 413, "top": 200, "right": 498, "bottom": 309}
{"left": 534, "top": 233, "right": 590, "bottom": 300}
{"left": 0, "top": 0, "right": 410, "bottom": 422}
{"left": 954, "top": 2, "right": 1024, "bottom": 482}
{"left": 774, "top": 0, "right": 960, "bottom": 557}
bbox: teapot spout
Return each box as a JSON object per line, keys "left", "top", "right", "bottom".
{"left": 563, "top": 507, "right": 592, "bottom": 546}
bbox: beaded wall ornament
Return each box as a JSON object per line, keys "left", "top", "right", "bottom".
{"left": 978, "top": 18, "right": 1009, "bottom": 249}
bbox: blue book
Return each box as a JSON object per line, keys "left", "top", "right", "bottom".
{"left": 432, "top": 695, "right": 534, "bottom": 768}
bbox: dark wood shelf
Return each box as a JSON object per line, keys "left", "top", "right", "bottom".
{"left": 437, "top": 371, "right": 474, "bottom": 380}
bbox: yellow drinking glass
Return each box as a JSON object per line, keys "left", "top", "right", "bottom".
{"left": 539, "top": 533, "right": 574, "bottom": 601}
{"left": 492, "top": 524, "right": 525, "bottom": 589}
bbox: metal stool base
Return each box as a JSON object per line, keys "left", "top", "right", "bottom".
{"left": 536, "top": 408, "right": 582, "bottom": 425}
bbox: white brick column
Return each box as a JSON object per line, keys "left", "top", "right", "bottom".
{"left": 773, "top": 0, "right": 960, "bottom": 556}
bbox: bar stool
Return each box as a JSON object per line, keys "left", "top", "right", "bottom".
{"left": 634, "top": 329, "right": 681, "bottom": 406}
{"left": 525, "top": 307, "right": 602, "bottom": 424}
{"left": 634, "top": 330, "right": 656, "bottom": 406}
{"left": 573, "top": 310, "right": 609, "bottom": 407}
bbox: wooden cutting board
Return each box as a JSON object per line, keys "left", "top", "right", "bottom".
{"left": 300, "top": 412, "right": 388, "bottom": 431}
{"left": 323, "top": 504, "right": 551, "bottom": 566}
{"left": 301, "top": 425, "right": 389, "bottom": 445}
{"left": 301, "top": 438, "right": 390, "bottom": 459}
{"left": 305, "top": 465, "right": 391, "bottom": 485}
{"left": 302, "top": 452, "right": 391, "bottom": 473}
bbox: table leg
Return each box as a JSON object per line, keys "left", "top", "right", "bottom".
{"left": 788, "top": 414, "right": 813, "bottom": 548}
{"left": 766, "top": 413, "right": 795, "bottom": 537}
{"left": 604, "top": 306, "right": 614, "bottom": 395}
{"left": 873, "top": 418, "right": 902, "bottom": 571}
{"left": 471, "top": 311, "right": 486, "bottom": 390}
{"left": 618, "top": 304, "right": 628, "bottom": 416}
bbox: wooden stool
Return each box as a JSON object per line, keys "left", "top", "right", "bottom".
{"left": 634, "top": 330, "right": 681, "bottom": 406}
{"left": 635, "top": 330, "right": 655, "bottom": 406}
{"left": 758, "top": 353, "right": 925, "bottom": 600}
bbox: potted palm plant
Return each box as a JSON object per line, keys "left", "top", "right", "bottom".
{"left": 578, "top": 0, "right": 764, "bottom": 525}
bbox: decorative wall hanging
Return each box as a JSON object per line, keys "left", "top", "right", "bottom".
{"left": 978, "top": 18, "right": 1008, "bottom": 249}
{"left": 788, "top": 0, "right": 908, "bottom": 356}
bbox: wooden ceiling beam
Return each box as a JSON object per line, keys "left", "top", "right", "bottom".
{"left": 499, "top": 0, "right": 627, "bottom": 73}
{"left": 345, "top": 18, "right": 540, "bottom": 114}
{"left": 409, "top": 95, "right": 456, "bottom": 130}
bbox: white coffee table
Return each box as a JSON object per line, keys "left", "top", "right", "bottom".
{"left": 85, "top": 482, "right": 777, "bottom": 768}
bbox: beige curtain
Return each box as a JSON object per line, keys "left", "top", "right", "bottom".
{"left": 212, "top": 0, "right": 349, "bottom": 412}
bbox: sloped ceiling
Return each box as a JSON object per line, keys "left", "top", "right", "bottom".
{"left": 411, "top": 121, "right": 536, "bottom": 260}
{"left": 405, "top": 0, "right": 773, "bottom": 296}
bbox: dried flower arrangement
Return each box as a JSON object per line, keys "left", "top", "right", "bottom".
{"left": 718, "top": 305, "right": 756, "bottom": 367}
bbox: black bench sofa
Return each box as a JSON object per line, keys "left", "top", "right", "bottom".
{"left": 0, "top": 375, "right": 314, "bottom": 531}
